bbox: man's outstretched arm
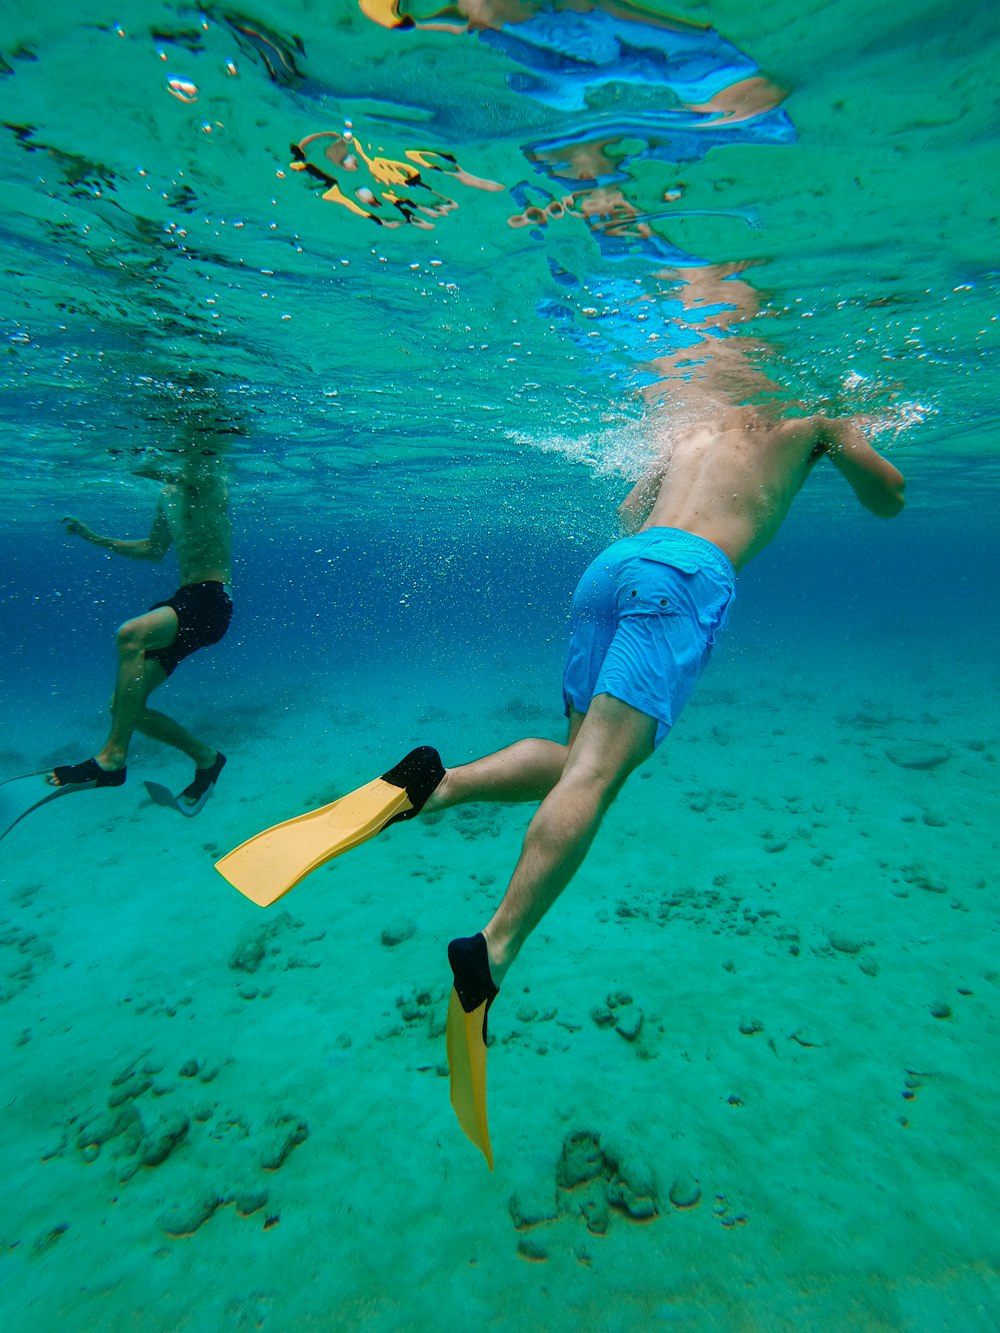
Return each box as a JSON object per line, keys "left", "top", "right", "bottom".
{"left": 617, "top": 465, "right": 665, "bottom": 534}
{"left": 822, "top": 419, "right": 906, "bottom": 517}
{"left": 61, "top": 500, "right": 173, "bottom": 561}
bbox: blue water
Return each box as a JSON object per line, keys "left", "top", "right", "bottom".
{"left": 2, "top": 1, "right": 999, "bottom": 1329}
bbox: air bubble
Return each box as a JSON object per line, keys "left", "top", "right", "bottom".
{"left": 167, "top": 77, "right": 198, "bottom": 102}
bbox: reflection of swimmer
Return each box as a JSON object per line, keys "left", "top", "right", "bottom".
{"left": 46, "top": 425, "right": 233, "bottom": 814}
{"left": 637, "top": 261, "right": 780, "bottom": 406}
{"left": 289, "top": 131, "right": 501, "bottom": 228}
{"left": 362, "top": 0, "right": 706, "bottom": 38}
{"left": 690, "top": 74, "right": 789, "bottom": 124}
{"left": 360, "top": 0, "right": 533, "bottom": 32}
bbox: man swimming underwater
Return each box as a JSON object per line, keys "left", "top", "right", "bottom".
{"left": 215, "top": 265, "right": 905, "bottom": 1166}
{"left": 48, "top": 428, "right": 233, "bottom": 813}
{"left": 431, "top": 266, "right": 905, "bottom": 1160}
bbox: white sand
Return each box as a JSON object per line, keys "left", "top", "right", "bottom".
{"left": 2, "top": 611, "right": 998, "bottom": 1332}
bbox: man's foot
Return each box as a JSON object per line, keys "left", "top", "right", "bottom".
{"left": 382, "top": 746, "right": 445, "bottom": 824}
{"left": 421, "top": 766, "right": 453, "bottom": 814}
{"left": 446, "top": 933, "right": 499, "bottom": 1170}
{"left": 180, "top": 752, "right": 226, "bottom": 807}
{"left": 48, "top": 758, "right": 127, "bottom": 790}
{"left": 448, "top": 933, "right": 500, "bottom": 1026}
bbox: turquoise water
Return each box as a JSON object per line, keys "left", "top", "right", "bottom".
{"left": 1, "top": 2, "right": 999, "bottom": 1329}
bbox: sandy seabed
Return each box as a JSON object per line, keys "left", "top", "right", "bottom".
{"left": 1, "top": 624, "right": 998, "bottom": 1333}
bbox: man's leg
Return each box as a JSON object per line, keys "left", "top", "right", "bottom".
{"left": 95, "top": 607, "right": 179, "bottom": 770}
{"left": 134, "top": 705, "right": 217, "bottom": 768}
{"left": 424, "top": 735, "right": 572, "bottom": 814}
{"left": 481, "top": 693, "right": 656, "bottom": 984}
{"left": 48, "top": 606, "right": 178, "bottom": 787}
{"left": 135, "top": 698, "right": 225, "bottom": 807}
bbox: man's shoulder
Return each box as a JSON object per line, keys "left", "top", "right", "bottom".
{"left": 777, "top": 409, "right": 829, "bottom": 433}
{"left": 775, "top": 411, "right": 836, "bottom": 451}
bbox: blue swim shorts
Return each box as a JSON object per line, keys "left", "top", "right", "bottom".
{"left": 562, "top": 528, "right": 736, "bottom": 748}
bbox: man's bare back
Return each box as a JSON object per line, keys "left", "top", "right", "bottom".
{"left": 620, "top": 406, "right": 906, "bottom": 570}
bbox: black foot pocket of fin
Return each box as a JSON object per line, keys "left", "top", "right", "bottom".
{"left": 382, "top": 746, "right": 444, "bottom": 826}
{"left": 178, "top": 752, "right": 226, "bottom": 815}
{"left": 446, "top": 934, "right": 499, "bottom": 1170}
{"left": 144, "top": 781, "right": 203, "bottom": 818}
{"left": 448, "top": 933, "right": 499, "bottom": 1032}
{"left": 51, "top": 758, "right": 126, "bottom": 789}
{"left": 146, "top": 754, "right": 225, "bottom": 818}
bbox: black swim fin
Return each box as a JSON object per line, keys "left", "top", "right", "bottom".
{"left": 145, "top": 753, "right": 226, "bottom": 818}
{"left": 0, "top": 768, "right": 123, "bottom": 841}
{"left": 145, "top": 781, "right": 211, "bottom": 818}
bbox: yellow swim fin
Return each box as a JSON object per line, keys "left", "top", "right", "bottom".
{"left": 446, "top": 934, "right": 499, "bottom": 1171}
{"left": 215, "top": 747, "right": 443, "bottom": 907}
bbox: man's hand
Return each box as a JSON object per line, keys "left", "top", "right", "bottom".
{"left": 59, "top": 510, "right": 169, "bottom": 561}
{"left": 824, "top": 420, "right": 906, "bottom": 518}
{"left": 61, "top": 516, "right": 95, "bottom": 540}
{"left": 617, "top": 467, "right": 665, "bottom": 535}
{"left": 131, "top": 462, "right": 177, "bottom": 484}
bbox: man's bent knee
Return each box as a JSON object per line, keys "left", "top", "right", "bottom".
{"left": 116, "top": 622, "right": 148, "bottom": 656}
{"left": 562, "top": 743, "right": 645, "bottom": 798}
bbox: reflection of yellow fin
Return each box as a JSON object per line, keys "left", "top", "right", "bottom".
{"left": 216, "top": 747, "right": 443, "bottom": 907}
{"left": 446, "top": 988, "right": 493, "bottom": 1170}
{"left": 321, "top": 182, "right": 375, "bottom": 218}
{"left": 446, "top": 933, "right": 499, "bottom": 1169}
{"left": 358, "top": 0, "right": 411, "bottom": 29}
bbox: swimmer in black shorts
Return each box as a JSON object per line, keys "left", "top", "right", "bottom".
{"left": 47, "top": 435, "right": 233, "bottom": 814}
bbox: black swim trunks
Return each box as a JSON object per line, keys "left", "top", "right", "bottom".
{"left": 146, "top": 581, "right": 233, "bottom": 678}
